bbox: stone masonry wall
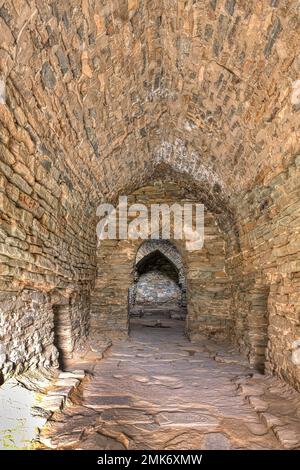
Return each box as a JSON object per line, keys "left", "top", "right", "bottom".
{"left": 228, "top": 154, "right": 300, "bottom": 390}
{"left": 186, "top": 210, "right": 232, "bottom": 340}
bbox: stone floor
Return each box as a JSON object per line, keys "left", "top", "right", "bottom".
{"left": 37, "top": 317, "right": 300, "bottom": 450}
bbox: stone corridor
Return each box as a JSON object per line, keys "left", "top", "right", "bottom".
{"left": 38, "top": 318, "right": 297, "bottom": 450}
{"left": 1, "top": 0, "right": 300, "bottom": 452}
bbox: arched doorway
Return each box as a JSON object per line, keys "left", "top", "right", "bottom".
{"left": 91, "top": 181, "right": 231, "bottom": 344}
{"left": 129, "top": 240, "right": 187, "bottom": 329}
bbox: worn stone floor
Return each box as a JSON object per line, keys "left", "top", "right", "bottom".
{"left": 37, "top": 317, "right": 299, "bottom": 450}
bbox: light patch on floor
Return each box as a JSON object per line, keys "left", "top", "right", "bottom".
{"left": 0, "top": 379, "right": 46, "bottom": 449}
{"left": 291, "top": 79, "right": 300, "bottom": 106}
{"left": 0, "top": 79, "right": 6, "bottom": 105}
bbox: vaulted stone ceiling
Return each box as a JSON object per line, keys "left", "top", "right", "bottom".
{"left": 1, "top": 0, "right": 299, "bottom": 209}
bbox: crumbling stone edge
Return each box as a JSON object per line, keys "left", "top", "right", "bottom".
{"left": 233, "top": 374, "right": 300, "bottom": 450}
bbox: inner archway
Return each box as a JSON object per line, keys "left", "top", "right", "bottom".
{"left": 129, "top": 241, "right": 187, "bottom": 328}
{"left": 90, "top": 181, "right": 231, "bottom": 342}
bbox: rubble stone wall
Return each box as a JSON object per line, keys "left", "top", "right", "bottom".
{"left": 0, "top": 289, "right": 58, "bottom": 381}
{"left": 135, "top": 270, "right": 181, "bottom": 305}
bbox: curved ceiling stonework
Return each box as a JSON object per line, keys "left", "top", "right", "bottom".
{"left": 0, "top": 0, "right": 162, "bottom": 206}
{"left": 1, "top": 0, "right": 299, "bottom": 207}
{"left": 159, "top": 0, "right": 300, "bottom": 194}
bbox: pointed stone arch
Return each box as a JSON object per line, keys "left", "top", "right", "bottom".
{"left": 129, "top": 240, "right": 187, "bottom": 318}
{"left": 136, "top": 240, "right": 185, "bottom": 281}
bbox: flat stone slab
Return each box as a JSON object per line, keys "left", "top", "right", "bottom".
{"left": 202, "top": 433, "right": 232, "bottom": 450}
{"left": 157, "top": 411, "right": 219, "bottom": 428}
